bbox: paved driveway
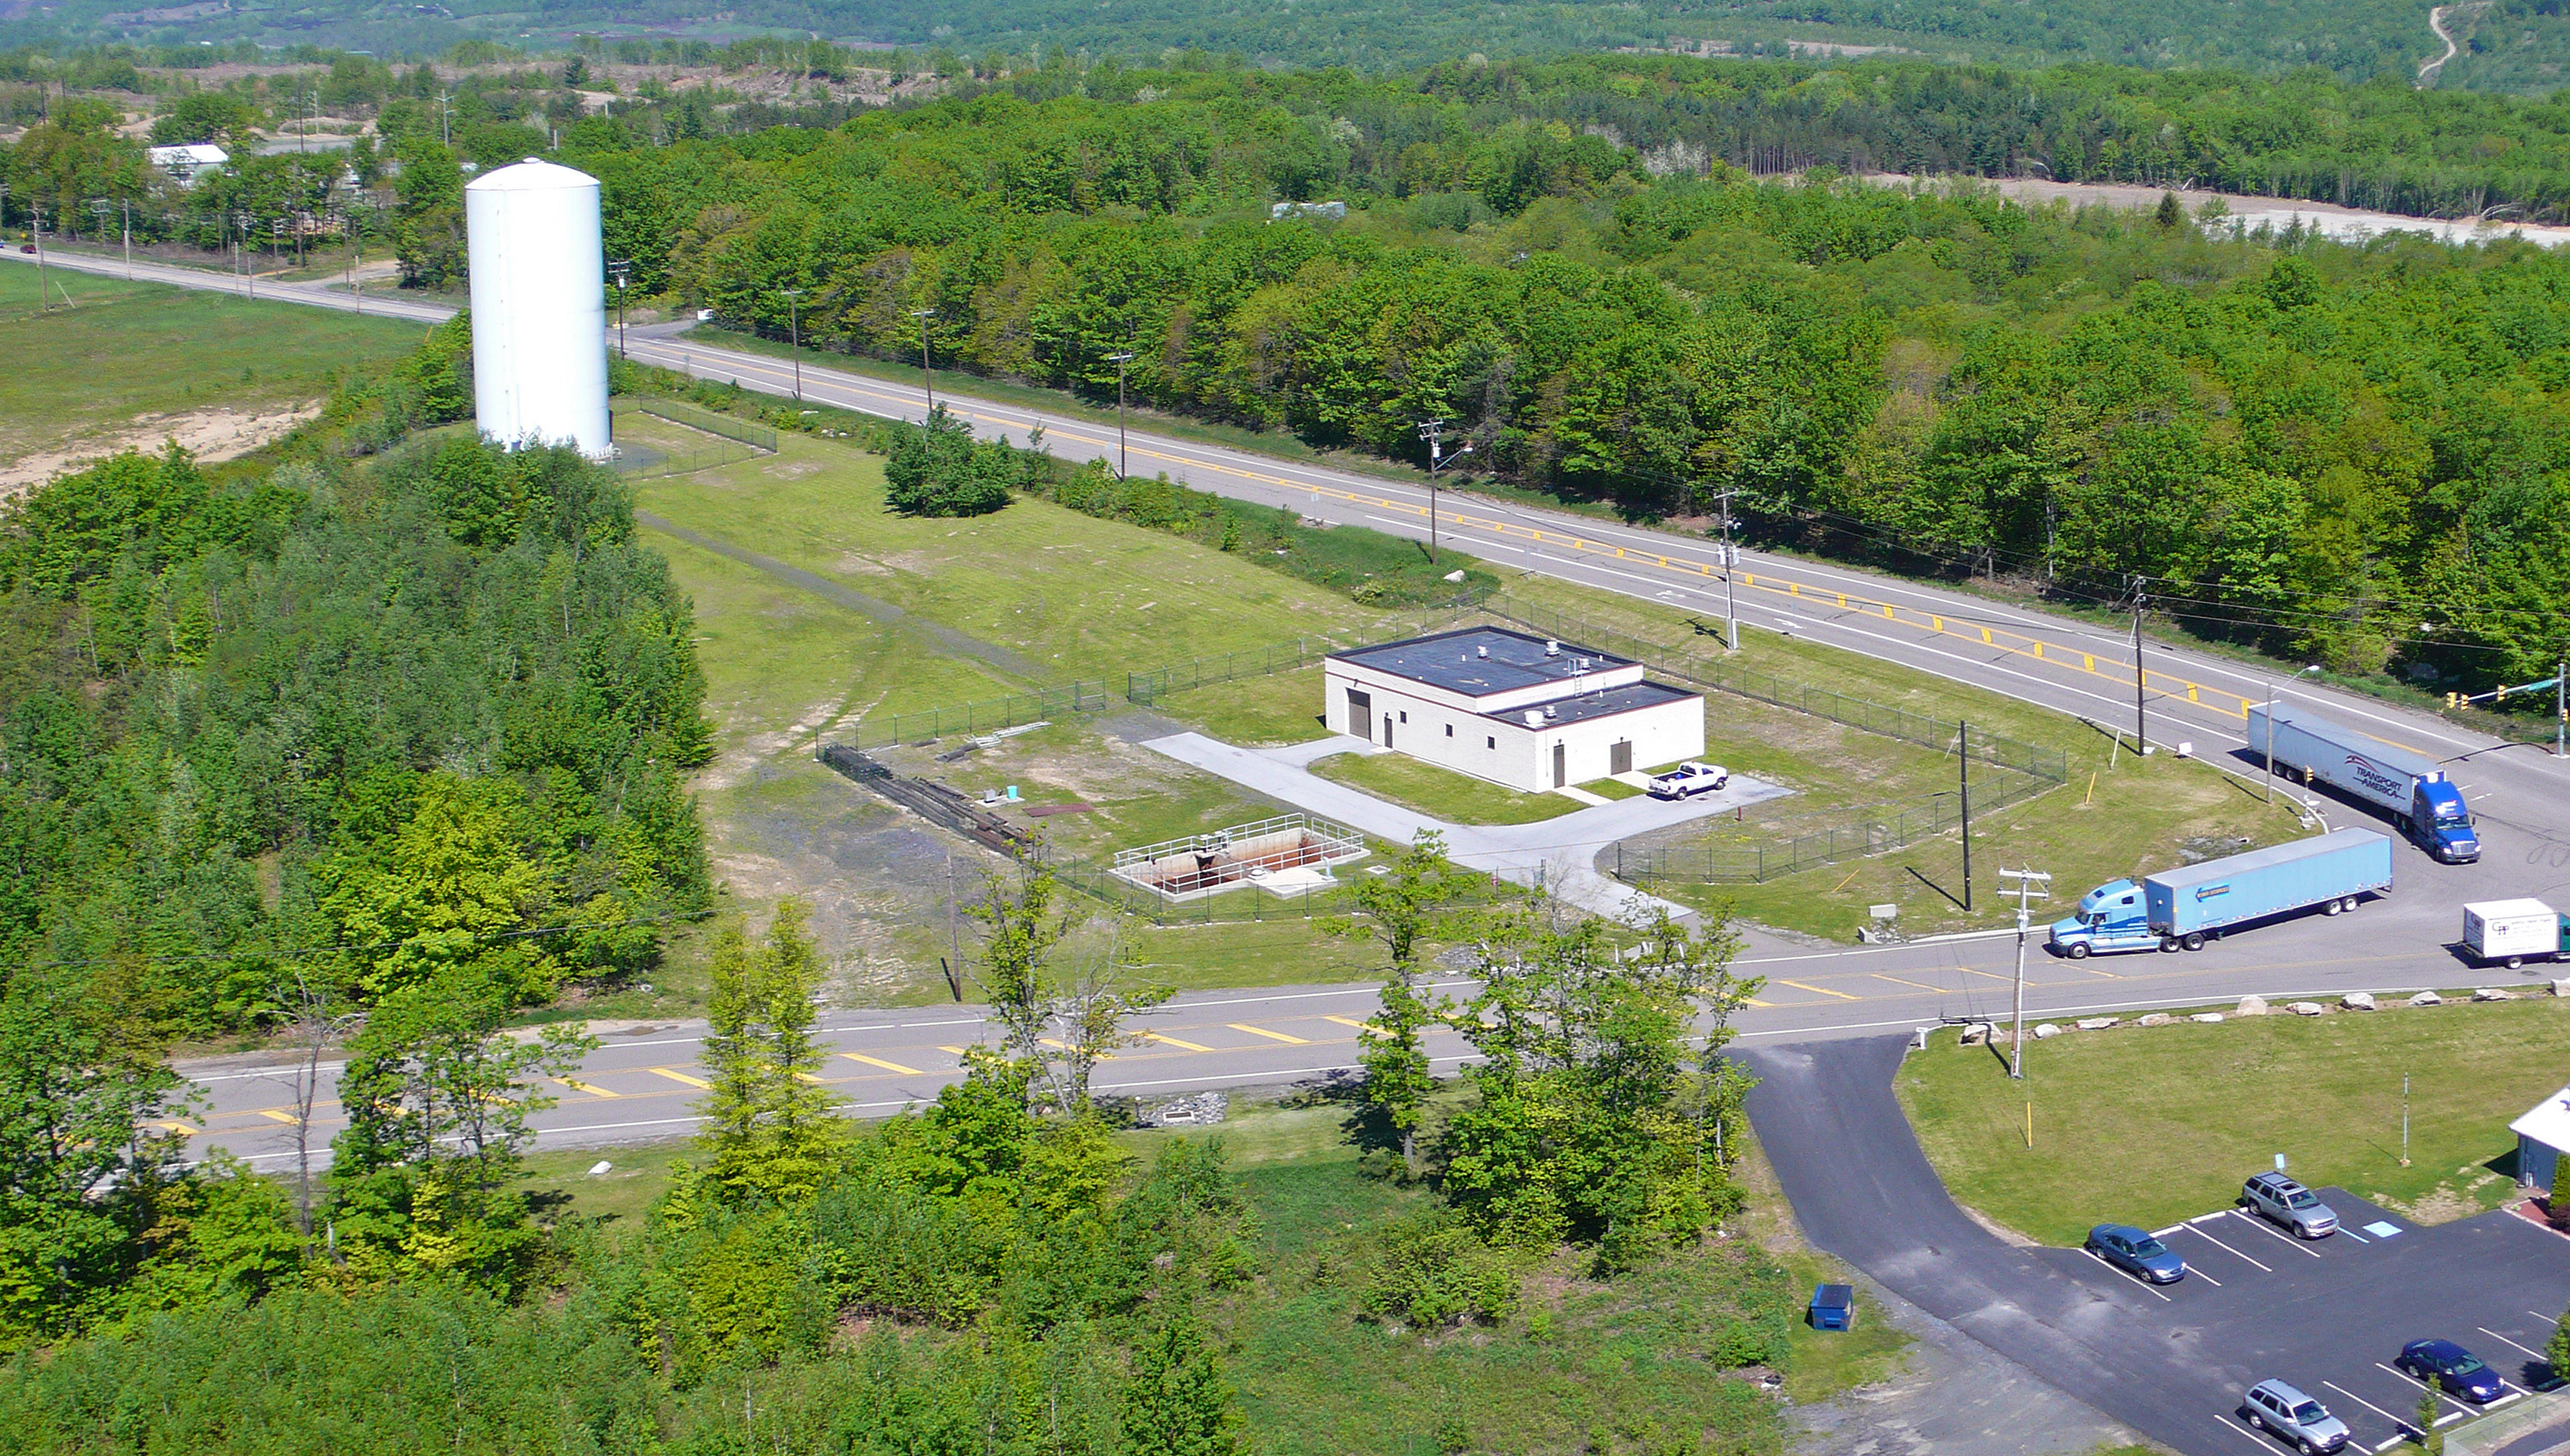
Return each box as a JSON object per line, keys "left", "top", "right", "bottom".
{"left": 1143, "top": 731, "right": 1792, "bottom": 920}
{"left": 1740, "top": 1036, "right": 2570, "bottom": 1456}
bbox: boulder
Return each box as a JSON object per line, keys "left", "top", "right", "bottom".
{"left": 2137, "top": 1013, "right": 2176, "bottom": 1027}
{"left": 2554, "top": 979, "right": 2570, "bottom": 998}
{"left": 2190, "top": 1011, "right": 2225, "bottom": 1024}
{"left": 2236, "top": 996, "right": 2268, "bottom": 1017}
{"left": 2474, "top": 987, "right": 2514, "bottom": 1002}
{"left": 2076, "top": 1017, "right": 2122, "bottom": 1031}
{"left": 2034, "top": 1023, "right": 2063, "bottom": 1039}
{"left": 2342, "top": 992, "right": 2377, "bottom": 1012}
{"left": 1959, "top": 1023, "right": 1992, "bottom": 1046}
{"left": 2287, "top": 1001, "right": 2326, "bottom": 1016}
{"left": 2409, "top": 990, "right": 2443, "bottom": 1007}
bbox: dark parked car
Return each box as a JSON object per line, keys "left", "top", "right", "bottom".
{"left": 2397, "top": 1340, "right": 2506, "bottom": 1403}
{"left": 2084, "top": 1223, "right": 2187, "bottom": 1284}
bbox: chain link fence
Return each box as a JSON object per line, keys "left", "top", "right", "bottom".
{"left": 1124, "top": 613, "right": 1471, "bottom": 704}
{"left": 1614, "top": 770, "right": 2061, "bottom": 884}
{"left": 833, "top": 683, "right": 1120, "bottom": 751}
{"left": 610, "top": 397, "right": 780, "bottom": 480}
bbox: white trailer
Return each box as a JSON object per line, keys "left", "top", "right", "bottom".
{"left": 2463, "top": 900, "right": 2568, "bottom": 969}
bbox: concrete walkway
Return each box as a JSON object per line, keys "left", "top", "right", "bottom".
{"left": 1142, "top": 733, "right": 1792, "bottom": 921}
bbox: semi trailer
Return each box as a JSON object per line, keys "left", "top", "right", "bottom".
{"left": 2247, "top": 705, "right": 2479, "bottom": 863}
{"left": 2048, "top": 829, "right": 2396, "bottom": 958}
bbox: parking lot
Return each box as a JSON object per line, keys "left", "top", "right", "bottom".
{"left": 2051, "top": 1188, "right": 2570, "bottom": 1454}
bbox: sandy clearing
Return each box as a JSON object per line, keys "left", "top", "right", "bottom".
{"left": 0, "top": 402, "right": 322, "bottom": 497}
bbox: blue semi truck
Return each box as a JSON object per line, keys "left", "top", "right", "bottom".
{"left": 2048, "top": 829, "right": 2396, "bottom": 958}
{"left": 2247, "top": 705, "right": 2479, "bottom": 863}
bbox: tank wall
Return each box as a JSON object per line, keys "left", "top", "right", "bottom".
{"left": 467, "top": 173, "right": 609, "bottom": 460}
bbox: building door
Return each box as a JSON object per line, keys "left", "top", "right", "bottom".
{"left": 1610, "top": 740, "right": 1633, "bottom": 776}
{"left": 1552, "top": 743, "right": 1566, "bottom": 788}
{"left": 1346, "top": 689, "right": 1372, "bottom": 743}
{"left": 1382, "top": 714, "right": 1394, "bottom": 750}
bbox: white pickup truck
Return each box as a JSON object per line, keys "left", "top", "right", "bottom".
{"left": 1646, "top": 762, "right": 1729, "bottom": 801}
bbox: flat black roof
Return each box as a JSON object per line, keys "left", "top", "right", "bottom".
{"left": 1484, "top": 678, "right": 1698, "bottom": 728}
{"left": 1331, "top": 626, "right": 1636, "bottom": 699}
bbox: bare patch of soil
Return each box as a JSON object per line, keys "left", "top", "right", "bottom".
{"left": 1, "top": 402, "right": 320, "bottom": 497}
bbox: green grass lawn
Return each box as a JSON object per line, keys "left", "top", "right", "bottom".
{"left": 1310, "top": 748, "right": 1586, "bottom": 825}
{"left": 1155, "top": 664, "right": 1334, "bottom": 746}
{"left": 1896, "top": 997, "right": 2570, "bottom": 1245}
{"left": 0, "top": 262, "right": 429, "bottom": 469}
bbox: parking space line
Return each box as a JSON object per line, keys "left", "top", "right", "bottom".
{"left": 2079, "top": 1247, "right": 2172, "bottom": 1301}
{"left": 2174, "top": 1221, "right": 2274, "bottom": 1272}
{"left": 2339, "top": 1227, "right": 2370, "bottom": 1244}
{"left": 2228, "top": 1210, "right": 2325, "bottom": 1257}
{"left": 2528, "top": 1311, "right": 2557, "bottom": 1327}
{"left": 2481, "top": 1325, "right": 2548, "bottom": 1362}
{"left": 2187, "top": 1264, "right": 2223, "bottom": 1287}
{"left": 2214, "top": 1417, "right": 2281, "bottom": 1452}
{"left": 2322, "top": 1380, "right": 2416, "bottom": 1440}
{"left": 2374, "top": 1365, "right": 2477, "bottom": 1415}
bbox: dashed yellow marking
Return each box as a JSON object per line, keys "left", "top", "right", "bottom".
{"left": 150, "top": 1120, "right": 200, "bottom": 1135}
{"left": 1039, "top": 1037, "right": 1114, "bottom": 1059}
{"left": 937, "top": 1045, "right": 971, "bottom": 1056}
{"left": 1142, "top": 1032, "right": 1214, "bottom": 1052}
{"left": 1228, "top": 1023, "right": 1310, "bottom": 1045}
{"left": 1776, "top": 977, "right": 1861, "bottom": 1002}
{"left": 842, "top": 1052, "right": 923, "bottom": 1074}
{"left": 253, "top": 1108, "right": 299, "bottom": 1124}
{"left": 555, "top": 1076, "right": 618, "bottom": 1098}
{"left": 646, "top": 1066, "right": 712, "bottom": 1089}
{"left": 1871, "top": 974, "right": 1945, "bottom": 993}
{"left": 792, "top": 1072, "right": 826, "bottom": 1084}
{"left": 1321, "top": 1015, "right": 1374, "bottom": 1030}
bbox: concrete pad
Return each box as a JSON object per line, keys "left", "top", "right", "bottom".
{"left": 1552, "top": 784, "right": 1611, "bottom": 807}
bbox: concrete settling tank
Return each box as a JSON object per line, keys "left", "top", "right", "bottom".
{"left": 465, "top": 157, "right": 610, "bottom": 460}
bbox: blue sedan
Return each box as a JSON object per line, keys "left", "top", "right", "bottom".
{"left": 2085, "top": 1224, "right": 2188, "bottom": 1284}
{"left": 2397, "top": 1340, "right": 2506, "bottom": 1403}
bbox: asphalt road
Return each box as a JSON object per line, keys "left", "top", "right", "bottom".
{"left": 1741, "top": 1037, "right": 2570, "bottom": 1456}
{"left": 17, "top": 246, "right": 2568, "bottom": 1160}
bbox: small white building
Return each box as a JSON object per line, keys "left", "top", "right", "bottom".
{"left": 1322, "top": 626, "right": 1704, "bottom": 792}
{"left": 2511, "top": 1083, "right": 2570, "bottom": 1198}
{"left": 147, "top": 144, "right": 228, "bottom": 186}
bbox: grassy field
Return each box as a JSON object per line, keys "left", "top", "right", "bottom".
{"left": 0, "top": 262, "right": 429, "bottom": 472}
{"left": 1896, "top": 996, "right": 2570, "bottom": 1246}
{"left": 520, "top": 1099, "right": 1893, "bottom": 1454}
{"left": 1310, "top": 748, "right": 1588, "bottom": 826}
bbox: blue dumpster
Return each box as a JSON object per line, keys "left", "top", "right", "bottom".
{"left": 1808, "top": 1283, "right": 1855, "bottom": 1331}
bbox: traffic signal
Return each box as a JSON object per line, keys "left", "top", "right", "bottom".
{"left": 2445, "top": 692, "right": 2460, "bottom": 709}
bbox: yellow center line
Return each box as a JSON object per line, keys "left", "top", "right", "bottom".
{"left": 253, "top": 1108, "right": 299, "bottom": 1124}
{"left": 842, "top": 1052, "right": 925, "bottom": 1075}
{"left": 937, "top": 1045, "right": 971, "bottom": 1056}
{"left": 554, "top": 1076, "right": 619, "bottom": 1098}
{"left": 1039, "top": 1037, "right": 1114, "bottom": 1059}
{"left": 646, "top": 1066, "right": 712, "bottom": 1089}
{"left": 151, "top": 1120, "right": 200, "bottom": 1135}
{"left": 1320, "top": 1015, "right": 1374, "bottom": 1030}
{"left": 1870, "top": 974, "right": 1945, "bottom": 993}
{"left": 1142, "top": 1032, "right": 1214, "bottom": 1052}
{"left": 1775, "top": 977, "right": 1861, "bottom": 1002}
{"left": 1227, "top": 1023, "right": 1310, "bottom": 1045}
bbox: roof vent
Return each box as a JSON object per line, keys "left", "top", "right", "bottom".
{"left": 1544, "top": 640, "right": 1560, "bottom": 657}
{"left": 1477, "top": 644, "right": 1489, "bottom": 658}
{"left": 1544, "top": 705, "right": 1558, "bottom": 720}
{"left": 1523, "top": 709, "right": 1543, "bottom": 728}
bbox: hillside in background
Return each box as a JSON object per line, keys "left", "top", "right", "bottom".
{"left": 5, "top": 0, "right": 2570, "bottom": 91}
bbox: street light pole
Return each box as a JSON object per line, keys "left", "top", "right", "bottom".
{"left": 910, "top": 306, "right": 937, "bottom": 418}
{"left": 780, "top": 287, "right": 804, "bottom": 401}
{"left": 1958, "top": 718, "right": 1973, "bottom": 914}
{"left": 607, "top": 259, "right": 631, "bottom": 358}
{"left": 1998, "top": 868, "right": 2051, "bottom": 1080}
{"left": 2131, "top": 579, "right": 2150, "bottom": 756}
{"left": 1415, "top": 419, "right": 1471, "bottom": 565}
{"left": 1107, "top": 351, "right": 1135, "bottom": 477}
{"left": 1705, "top": 487, "right": 1742, "bottom": 651}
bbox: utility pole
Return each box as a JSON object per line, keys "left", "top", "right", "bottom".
{"left": 607, "top": 259, "right": 631, "bottom": 358}
{"left": 2558, "top": 660, "right": 2565, "bottom": 758}
{"left": 1958, "top": 719, "right": 1974, "bottom": 912}
{"left": 1702, "top": 488, "right": 1743, "bottom": 650}
{"left": 780, "top": 286, "right": 804, "bottom": 400}
{"left": 2263, "top": 692, "right": 2278, "bottom": 803}
{"left": 87, "top": 199, "right": 111, "bottom": 275}
{"left": 910, "top": 306, "right": 937, "bottom": 417}
{"left": 1998, "top": 868, "right": 2052, "bottom": 1080}
{"left": 119, "top": 197, "right": 132, "bottom": 277}
{"left": 1108, "top": 350, "right": 1135, "bottom": 478}
{"left": 29, "top": 202, "right": 48, "bottom": 305}
{"left": 1415, "top": 418, "right": 1471, "bottom": 565}
{"left": 2130, "top": 578, "right": 2150, "bottom": 756}
{"left": 439, "top": 90, "right": 452, "bottom": 147}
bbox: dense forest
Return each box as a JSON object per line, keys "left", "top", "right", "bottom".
{"left": 8, "top": 0, "right": 2570, "bottom": 90}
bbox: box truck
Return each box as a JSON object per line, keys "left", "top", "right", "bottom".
{"left": 2247, "top": 705, "right": 2479, "bottom": 863}
{"left": 2462, "top": 900, "right": 2569, "bottom": 968}
{"left": 2049, "top": 829, "right": 2396, "bottom": 958}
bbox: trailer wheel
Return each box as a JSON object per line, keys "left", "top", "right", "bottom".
{"left": 2066, "top": 943, "right": 2091, "bottom": 960}
{"left": 2182, "top": 932, "right": 2206, "bottom": 951}
{"left": 2342, "top": 896, "right": 2359, "bottom": 912}
{"left": 2324, "top": 900, "right": 2342, "bottom": 916}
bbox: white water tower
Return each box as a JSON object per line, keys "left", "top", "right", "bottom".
{"left": 465, "top": 157, "right": 611, "bottom": 460}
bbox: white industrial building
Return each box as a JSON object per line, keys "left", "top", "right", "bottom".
{"left": 147, "top": 144, "right": 228, "bottom": 185}
{"left": 2512, "top": 1083, "right": 2570, "bottom": 1200}
{"left": 1322, "top": 627, "right": 1704, "bottom": 792}
{"left": 464, "top": 157, "right": 612, "bottom": 461}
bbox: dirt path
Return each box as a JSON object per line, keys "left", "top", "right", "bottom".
{"left": 0, "top": 403, "right": 321, "bottom": 497}
{"left": 2418, "top": 2, "right": 2493, "bottom": 86}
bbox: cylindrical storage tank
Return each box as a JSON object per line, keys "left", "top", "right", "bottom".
{"left": 465, "top": 158, "right": 609, "bottom": 460}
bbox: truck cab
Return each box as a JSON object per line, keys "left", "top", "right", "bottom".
{"left": 2409, "top": 779, "right": 2479, "bottom": 863}
{"left": 2049, "top": 879, "right": 2163, "bottom": 959}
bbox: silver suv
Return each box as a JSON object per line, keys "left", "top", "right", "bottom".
{"left": 2244, "top": 1379, "right": 2350, "bottom": 1454}
{"left": 2242, "top": 1173, "right": 2339, "bottom": 1238}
